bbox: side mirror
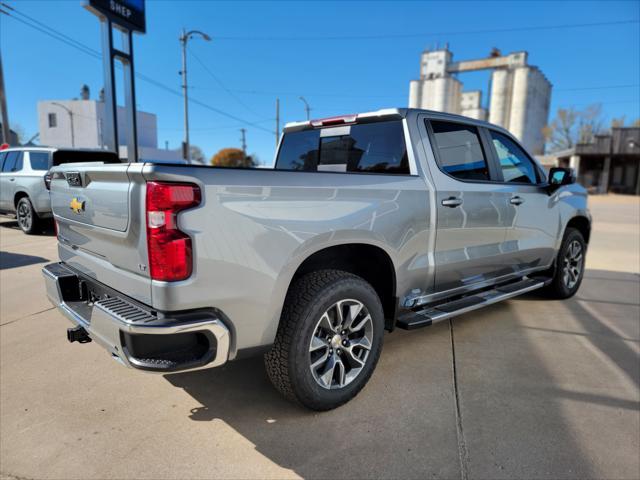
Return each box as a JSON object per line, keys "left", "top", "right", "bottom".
{"left": 548, "top": 167, "right": 575, "bottom": 190}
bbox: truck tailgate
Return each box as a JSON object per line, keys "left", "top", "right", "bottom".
{"left": 50, "top": 163, "right": 152, "bottom": 305}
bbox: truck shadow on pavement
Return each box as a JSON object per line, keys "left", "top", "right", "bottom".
{"left": 0, "top": 219, "right": 55, "bottom": 236}
{"left": 160, "top": 270, "right": 640, "bottom": 479}
{"left": 0, "top": 250, "right": 50, "bottom": 270}
{"left": 521, "top": 269, "right": 640, "bottom": 393}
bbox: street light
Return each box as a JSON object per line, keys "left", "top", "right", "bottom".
{"left": 299, "top": 96, "right": 311, "bottom": 121}
{"left": 51, "top": 102, "right": 74, "bottom": 148}
{"left": 179, "top": 29, "right": 211, "bottom": 162}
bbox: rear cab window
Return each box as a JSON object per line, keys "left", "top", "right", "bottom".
{"left": 428, "top": 120, "right": 490, "bottom": 181}
{"left": 276, "top": 120, "right": 409, "bottom": 174}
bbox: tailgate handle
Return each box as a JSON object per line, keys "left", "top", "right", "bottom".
{"left": 510, "top": 196, "right": 524, "bottom": 206}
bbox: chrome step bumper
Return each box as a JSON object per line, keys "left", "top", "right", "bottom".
{"left": 42, "top": 262, "right": 230, "bottom": 373}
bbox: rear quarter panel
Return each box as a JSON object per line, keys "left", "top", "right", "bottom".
{"left": 142, "top": 165, "right": 431, "bottom": 356}
{"left": 15, "top": 173, "right": 50, "bottom": 216}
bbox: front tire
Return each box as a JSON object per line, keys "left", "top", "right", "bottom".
{"left": 544, "top": 228, "right": 586, "bottom": 299}
{"left": 16, "top": 197, "right": 40, "bottom": 235}
{"left": 265, "top": 270, "right": 384, "bottom": 411}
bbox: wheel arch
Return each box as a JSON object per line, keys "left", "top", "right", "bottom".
{"left": 288, "top": 243, "right": 398, "bottom": 331}
{"left": 566, "top": 215, "right": 591, "bottom": 244}
{"left": 14, "top": 190, "right": 30, "bottom": 207}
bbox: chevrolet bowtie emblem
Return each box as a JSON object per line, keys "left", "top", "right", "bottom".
{"left": 69, "top": 197, "right": 85, "bottom": 214}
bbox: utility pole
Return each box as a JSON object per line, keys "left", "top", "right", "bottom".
{"left": 52, "top": 102, "right": 75, "bottom": 147}
{"left": 0, "top": 50, "right": 11, "bottom": 145}
{"left": 179, "top": 28, "right": 211, "bottom": 162}
{"left": 240, "top": 128, "right": 247, "bottom": 158}
{"left": 275, "top": 97, "right": 280, "bottom": 146}
{"left": 299, "top": 96, "right": 311, "bottom": 120}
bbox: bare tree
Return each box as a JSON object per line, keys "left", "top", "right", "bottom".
{"left": 543, "top": 104, "right": 604, "bottom": 152}
{"left": 610, "top": 116, "right": 626, "bottom": 128}
{"left": 189, "top": 145, "right": 205, "bottom": 164}
{"left": 577, "top": 104, "right": 604, "bottom": 143}
{"left": 12, "top": 123, "right": 26, "bottom": 144}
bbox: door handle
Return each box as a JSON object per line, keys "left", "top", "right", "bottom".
{"left": 442, "top": 197, "right": 463, "bottom": 208}
{"left": 510, "top": 196, "right": 524, "bottom": 205}
{"left": 9, "top": 178, "right": 15, "bottom": 182}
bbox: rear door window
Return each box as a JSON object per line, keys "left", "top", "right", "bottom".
{"left": 489, "top": 130, "right": 539, "bottom": 184}
{"left": 429, "top": 120, "right": 490, "bottom": 181}
{"left": 1, "top": 151, "right": 21, "bottom": 172}
{"left": 276, "top": 120, "right": 409, "bottom": 174}
{"left": 28, "top": 152, "right": 52, "bottom": 170}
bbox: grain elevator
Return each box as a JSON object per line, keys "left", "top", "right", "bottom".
{"left": 409, "top": 47, "right": 552, "bottom": 154}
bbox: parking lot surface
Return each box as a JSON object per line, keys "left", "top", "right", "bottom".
{"left": 1, "top": 195, "right": 639, "bottom": 480}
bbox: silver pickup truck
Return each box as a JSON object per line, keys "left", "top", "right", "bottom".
{"left": 43, "top": 108, "right": 590, "bottom": 410}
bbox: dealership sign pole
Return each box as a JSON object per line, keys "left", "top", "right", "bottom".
{"left": 85, "top": 0, "right": 146, "bottom": 163}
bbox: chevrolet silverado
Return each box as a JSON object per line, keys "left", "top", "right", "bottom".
{"left": 43, "top": 108, "right": 590, "bottom": 410}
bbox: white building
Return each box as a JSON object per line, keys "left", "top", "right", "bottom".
{"left": 460, "top": 91, "right": 487, "bottom": 121}
{"left": 409, "top": 47, "right": 552, "bottom": 155}
{"left": 38, "top": 94, "right": 182, "bottom": 161}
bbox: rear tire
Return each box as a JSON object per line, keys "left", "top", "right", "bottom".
{"left": 265, "top": 270, "right": 384, "bottom": 411}
{"left": 16, "top": 197, "right": 40, "bottom": 235}
{"left": 544, "top": 228, "right": 586, "bottom": 299}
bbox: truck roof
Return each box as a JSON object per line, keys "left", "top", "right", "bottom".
{"left": 283, "top": 107, "right": 511, "bottom": 134}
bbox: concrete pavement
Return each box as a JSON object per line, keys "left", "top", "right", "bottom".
{"left": 1, "top": 195, "right": 639, "bottom": 479}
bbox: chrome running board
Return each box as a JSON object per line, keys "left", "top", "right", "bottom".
{"left": 396, "top": 277, "right": 547, "bottom": 330}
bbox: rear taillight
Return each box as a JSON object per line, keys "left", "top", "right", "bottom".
{"left": 44, "top": 172, "right": 52, "bottom": 190}
{"left": 145, "top": 181, "right": 201, "bottom": 282}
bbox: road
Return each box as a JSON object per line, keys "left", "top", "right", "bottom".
{"left": 1, "top": 195, "right": 639, "bottom": 480}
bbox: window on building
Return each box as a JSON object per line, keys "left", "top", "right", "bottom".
{"left": 48, "top": 113, "right": 57, "bottom": 128}
{"left": 429, "top": 120, "right": 489, "bottom": 181}
{"left": 275, "top": 120, "right": 409, "bottom": 174}
{"left": 490, "top": 130, "right": 539, "bottom": 184}
{"left": 29, "top": 152, "right": 51, "bottom": 171}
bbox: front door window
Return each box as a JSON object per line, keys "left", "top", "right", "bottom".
{"left": 490, "top": 131, "right": 539, "bottom": 184}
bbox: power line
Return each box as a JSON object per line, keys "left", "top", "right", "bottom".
{"left": 190, "top": 83, "right": 640, "bottom": 98}
{"left": 1, "top": 3, "right": 274, "bottom": 134}
{"left": 157, "top": 119, "right": 274, "bottom": 132}
{"left": 190, "top": 83, "right": 640, "bottom": 100}
{"left": 188, "top": 46, "right": 264, "bottom": 118}
{"left": 215, "top": 19, "right": 639, "bottom": 41}
{"left": 3, "top": 3, "right": 638, "bottom": 129}
{"left": 1, "top": 7, "right": 102, "bottom": 60}
{"left": 555, "top": 84, "right": 640, "bottom": 92}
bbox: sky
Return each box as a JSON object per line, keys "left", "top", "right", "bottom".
{"left": 1, "top": 0, "right": 639, "bottom": 164}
